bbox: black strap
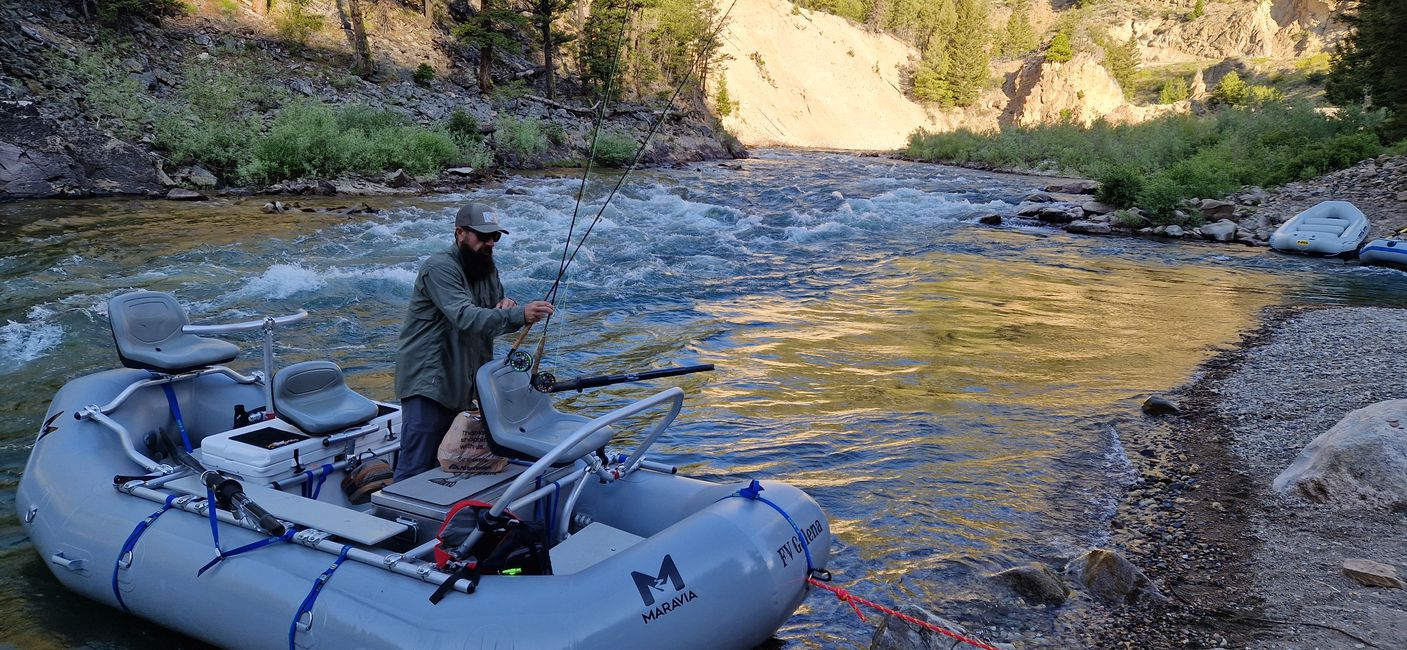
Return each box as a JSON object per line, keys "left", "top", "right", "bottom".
{"left": 428, "top": 562, "right": 480, "bottom": 604}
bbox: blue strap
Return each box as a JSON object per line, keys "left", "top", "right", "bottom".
{"left": 198, "top": 528, "right": 296, "bottom": 576}
{"left": 724, "top": 480, "right": 815, "bottom": 574}
{"left": 301, "top": 464, "right": 333, "bottom": 500}
{"left": 159, "top": 382, "right": 194, "bottom": 453}
{"left": 289, "top": 545, "right": 351, "bottom": 650}
{"left": 112, "top": 495, "right": 179, "bottom": 613}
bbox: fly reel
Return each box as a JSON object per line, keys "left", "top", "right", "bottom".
{"left": 506, "top": 349, "right": 534, "bottom": 372}
{"left": 530, "top": 372, "right": 556, "bottom": 393}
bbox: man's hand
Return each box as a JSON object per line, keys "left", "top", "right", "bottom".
{"left": 496, "top": 297, "right": 518, "bottom": 309}
{"left": 523, "top": 300, "right": 554, "bottom": 324}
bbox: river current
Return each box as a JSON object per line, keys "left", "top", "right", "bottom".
{"left": 2, "top": 150, "right": 1406, "bottom": 648}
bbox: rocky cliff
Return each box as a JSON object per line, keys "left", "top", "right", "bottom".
{"left": 714, "top": 0, "right": 1352, "bottom": 150}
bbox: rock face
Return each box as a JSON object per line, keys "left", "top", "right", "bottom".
{"left": 1, "top": 100, "right": 160, "bottom": 198}
{"left": 1007, "top": 53, "right": 1128, "bottom": 127}
{"left": 1273, "top": 399, "right": 1407, "bottom": 510}
{"left": 1065, "top": 548, "right": 1167, "bottom": 605}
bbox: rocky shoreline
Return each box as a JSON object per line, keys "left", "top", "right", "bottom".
{"left": 1074, "top": 306, "right": 1407, "bottom": 649}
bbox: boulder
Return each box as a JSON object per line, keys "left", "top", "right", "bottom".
{"left": 1081, "top": 201, "right": 1115, "bottom": 215}
{"left": 992, "top": 565, "right": 1069, "bottom": 606}
{"left": 1065, "top": 220, "right": 1113, "bottom": 235}
{"left": 1273, "top": 399, "right": 1407, "bottom": 510}
{"left": 386, "top": 168, "right": 412, "bottom": 188}
{"left": 1201, "top": 219, "right": 1238, "bottom": 242}
{"left": 1023, "top": 191, "right": 1055, "bottom": 203}
{"left": 315, "top": 180, "right": 337, "bottom": 196}
{"left": 1043, "top": 180, "right": 1100, "bottom": 195}
{"left": 977, "top": 214, "right": 1002, "bottom": 225}
{"left": 444, "top": 166, "right": 477, "bottom": 176}
{"left": 165, "top": 188, "right": 207, "bottom": 201}
{"left": 1142, "top": 395, "right": 1181, "bottom": 415}
{"left": 1065, "top": 549, "right": 1167, "bottom": 605}
{"left": 1199, "top": 199, "right": 1236, "bottom": 219}
{"left": 185, "top": 166, "right": 218, "bottom": 189}
{"left": 1015, "top": 202, "right": 1044, "bottom": 217}
{"left": 1036, "top": 207, "right": 1080, "bottom": 224}
{"left": 0, "top": 100, "right": 160, "bottom": 198}
{"left": 1342, "top": 559, "right": 1405, "bottom": 589}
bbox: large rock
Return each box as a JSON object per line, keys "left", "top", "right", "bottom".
{"left": 1273, "top": 399, "right": 1407, "bottom": 510}
{"left": 1199, "top": 199, "right": 1236, "bottom": 219}
{"left": 1036, "top": 206, "right": 1081, "bottom": 224}
{"left": 0, "top": 100, "right": 160, "bottom": 198}
{"left": 992, "top": 565, "right": 1069, "bottom": 606}
{"left": 1044, "top": 180, "right": 1100, "bottom": 195}
{"left": 1342, "top": 559, "right": 1405, "bottom": 589}
{"left": 1065, "top": 549, "right": 1167, "bottom": 605}
{"left": 1200, "top": 219, "right": 1239, "bottom": 242}
{"left": 1008, "top": 53, "right": 1128, "bottom": 127}
{"left": 1065, "top": 220, "right": 1113, "bottom": 235}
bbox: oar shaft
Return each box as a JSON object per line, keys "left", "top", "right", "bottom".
{"left": 548, "top": 364, "right": 714, "bottom": 393}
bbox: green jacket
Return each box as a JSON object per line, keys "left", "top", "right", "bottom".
{"left": 395, "top": 246, "right": 527, "bottom": 412}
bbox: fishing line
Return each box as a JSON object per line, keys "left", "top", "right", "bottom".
{"left": 515, "top": 0, "right": 741, "bottom": 387}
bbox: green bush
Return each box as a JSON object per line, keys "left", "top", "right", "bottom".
{"left": 494, "top": 117, "right": 549, "bottom": 164}
{"left": 592, "top": 131, "right": 637, "bottom": 167}
{"left": 1096, "top": 167, "right": 1143, "bottom": 208}
{"left": 1211, "top": 71, "right": 1248, "bottom": 105}
{"left": 1046, "top": 33, "right": 1074, "bottom": 64}
{"left": 414, "top": 63, "right": 436, "bottom": 86}
{"left": 1158, "top": 77, "right": 1189, "bottom": 104}
{"left": 274, "top": 0, "right": 324, "bottom": 49}
{"left": 544, "top": 122, "right": 567, "bottom": 146}
{"left": 240, "top": 103, "right": 456, "bottom": 182}
{"left": 446, "top": 110, "right": 482, "bottom": 142}
{"left": 1189, "top": 0, "right": 1205, "bottom": 19}
{"left": 905, "top": 101, "right": 1387, "bottom": 222}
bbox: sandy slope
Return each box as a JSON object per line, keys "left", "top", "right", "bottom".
{"left": 714, "top": 0, "right": 937, "bottom": 151}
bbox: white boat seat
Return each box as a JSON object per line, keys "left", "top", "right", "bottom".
{"left": 1294, "top": 224, "right": 1343, "bottom": 234}
{"left": 476, "top": 361, "right": 613, "bottom": 460}
{"left": 108, "top": 291, "right": 240, "bottom": 374}
{"left": 273, "top": 361, "right": 378, "bottom": 435}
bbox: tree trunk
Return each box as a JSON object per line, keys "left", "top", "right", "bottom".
{"left": 541, "top": 3, "right": 555, "bottom": 100}
{"left": 479, "top": 42, "right": 493, "bottom": 92}
{"left": 423, "top": 0, "right": 432, "bottom": 20}
{"left": 339, "top": 0, "right": 374, "bottom": 78}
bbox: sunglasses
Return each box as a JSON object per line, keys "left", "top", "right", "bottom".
{"left": 472, "top": 230, "right": 502, "bottom": 242}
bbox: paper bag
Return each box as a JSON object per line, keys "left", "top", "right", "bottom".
{"left": 437, "top": 410, "right": 508, "bottom": 474}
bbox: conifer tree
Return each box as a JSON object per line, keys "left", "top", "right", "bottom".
{"left": 1099, "top": 33, "right": 1140, "bottom": 95}
{"left": 1046, "top": 32, "right": 1074, "bottom": 63}
{"left": 458, "top": 0, "right": 529, "bottom": 92}
{"left": 530, "top": 0, "right": 577, "bottom": 100}
{"left": 1000, "top": 0, "right": 1038, "bottom": 58}
{"left": 1326, "top": 0, "right": 1407, "bottom": 140}
{"left": 943, "top": 0, "right": 990, "bottom": 106}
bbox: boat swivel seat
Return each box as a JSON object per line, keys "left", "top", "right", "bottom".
{"left": 272, "top": 361, "right": 378, "bottom": 435}
{"left": 108, "top": 291, "right": 240, "bottom": 374}
{"left": 476, "top": 361, "right": 613, "bottom": 461}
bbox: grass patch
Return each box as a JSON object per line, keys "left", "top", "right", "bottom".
{"left": 493, "top": 117, "right": 549, "bottom": 166}
{"left": 239, "top": 103, "right": 457, "bottom": 182}
{"left": 905, "top": 102, "right": 1388, "bottom": 225}
{"left": 591, "top": 131, "right": 637, "bottom": 167}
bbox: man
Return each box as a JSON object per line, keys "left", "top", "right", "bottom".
{"left": 393, "top": 203, "right": 553, "bottom": 482}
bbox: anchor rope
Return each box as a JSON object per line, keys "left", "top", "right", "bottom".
{"left": 805, "top": 578, "right": 1002, "bottom": 650}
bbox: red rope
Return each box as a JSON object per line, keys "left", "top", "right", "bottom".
{"left": 807, "top": 577, "right": 1002, "bottom": 650}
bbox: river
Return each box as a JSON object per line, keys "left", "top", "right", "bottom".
{"left": 2, "top": 150, "right": 1406, "bottom": 648}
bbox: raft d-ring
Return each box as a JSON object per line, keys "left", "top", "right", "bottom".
{"left": 23, "top": 505, "right": 37, "bottom": 524}
{"left": 295, "top": 610, "right": 314, "bottom": 632}
{"left": 809, "top": 568, "right": 832, "bottom": 582}
{"left": 118, "top": 550, "right": 134, "bottom": 570}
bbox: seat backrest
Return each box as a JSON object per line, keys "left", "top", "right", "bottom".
{"left": 476, "top": 361, "right": 612, "bottom": 460}
{"left": 273, "top": 361, "right": 378, "bottom": 435}
{"left": 108, "top": 291, "right": 240, "bottom": 374}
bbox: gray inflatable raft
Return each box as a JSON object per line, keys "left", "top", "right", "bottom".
{"left": 1269, "top": 200, "right": 1371, "bottom": 256}
{"left": 17, "top": 292, "right": 832, "bottom": 649}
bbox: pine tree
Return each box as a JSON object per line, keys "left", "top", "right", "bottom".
{"left": 1046, "top": 32, "right": 1074, "bottom": 63}
{"left": 943, "top": 0, "right": 990, "bottom": 106}
{"left": 456, "top": 0, "right": 529, "bottom": 92}
{"left": 1327, "top": 0, "right": 1407, "bottom": 140}
{"left": 1000, "top": 0, "right": 1037, "bottom": 58}
{"left": 1100, "top": 33, "right": 1140, "bottom": 95}
{"left": 530, "top": 0, "right": 577, "bottom": 100}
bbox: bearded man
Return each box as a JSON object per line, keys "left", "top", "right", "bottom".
{"left": 392, "top": 203, "right": 553, "bottom": 482}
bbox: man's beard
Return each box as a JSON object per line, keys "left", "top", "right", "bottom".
{"left": 458, "top": 242, "right": 496, "bottom": 283}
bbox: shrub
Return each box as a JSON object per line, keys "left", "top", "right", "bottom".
{"left": 1138, "top": 176, "right": 1190, "bottom": 225}
{"left": 490, "top": 80, "right": 531, "bottom": 106}
{"left": 1046, "top": 33, "right": 1074, "bottom": 64}
{"left": 1247, "top": 84, "right": 1283, "bottom": 106}
{"left": 240, "top": 103, "right": 456, "bottom": 182}
{"left": 494, "top": 117, "right": 549, "bottom": 164}
{"left": 1096, "top": 167, "right": 1144, "bottom": 208}
{"left": 274, "top": 0, "right": 324, "bottom": 49}
{"left": 715, "top": 75, "right": 735, "bottom": 117}
{"left": 592, "top": 131, "right": 637, "bottom": 167}
{"left": 446, "top": 110, "right": 482, "bottom": 142}
{"left": 1189, "top": 0, "right": 1205, "bottom": 19}
{"left": 414, "top": 63, "right": 436, "bottom": 86}
{"left": 1158, "top": 77, "right": 1189, "bottom": 104}
{"left": 1211, "top": 71, "right": 1248, "bottom": 106}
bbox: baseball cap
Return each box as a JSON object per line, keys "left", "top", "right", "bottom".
{"left": 455, "top": 203, "right": 509, "bottom": 235}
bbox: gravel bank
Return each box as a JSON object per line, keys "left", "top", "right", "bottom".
{"left": 1084, "top": 306, "right": 1407, "bottom": 649}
